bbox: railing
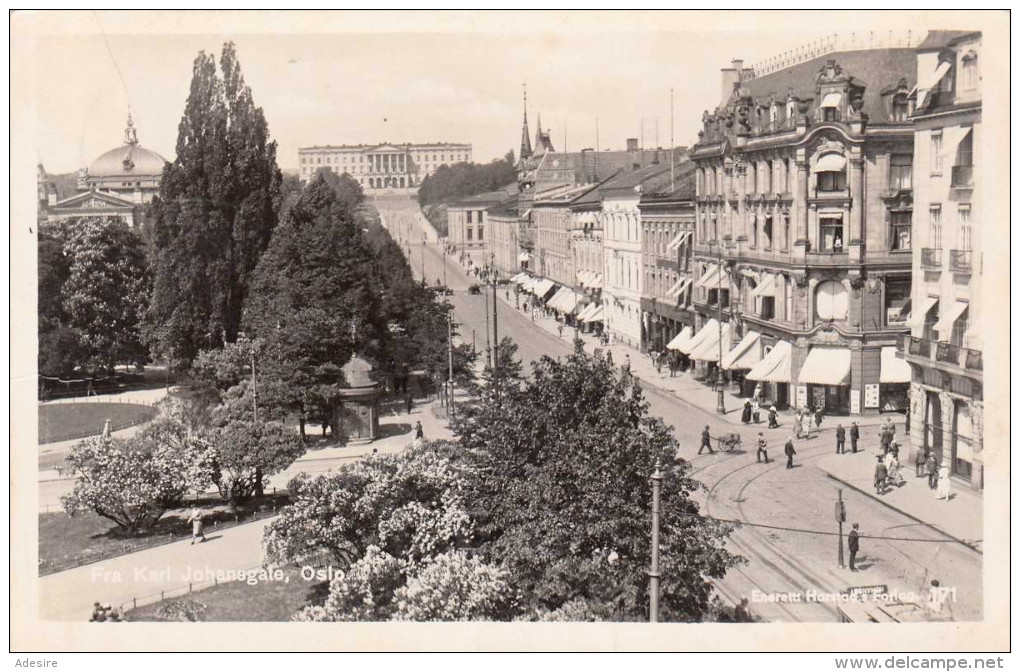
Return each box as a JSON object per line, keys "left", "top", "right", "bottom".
{"left": 748, "top": 30, "right": 925, "bottom": 78}
{"left": 949, "top": 249, "right": 972, "bottom": 273}
{"left": 907, "top": 336, "right": 982, "bottom": 372}
{"left": 951, "top": 165, "right": 974, "bottom": 188}
{"left": 921, "top": 248, "right": 942, "bottom": 269}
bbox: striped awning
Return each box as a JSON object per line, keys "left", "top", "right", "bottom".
{"left": 666, "top": 231, "right": 692, "bottom": 252}
{"left": 583, "top": 306, "right": 604, "bottom": 323}
{"left": 746, "top": 340, "right": 793, "bottom": 383}
{"left": 934, "top": 301, "right": 968, "bottom": 342}
{"left": 576, "top": 303, "right": 599, "bottom": 322}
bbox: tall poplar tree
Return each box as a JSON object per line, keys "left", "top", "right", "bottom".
{"left": 145, "top": 42, "right": 282, "bottom": 368}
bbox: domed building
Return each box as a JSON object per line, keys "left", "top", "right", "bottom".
{"left": 41, "top": 113, "right": 167, "bottom": 229}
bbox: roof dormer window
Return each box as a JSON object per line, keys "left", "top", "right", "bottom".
{"left": 891, "top": 94, "right": 910, "bottom": 122}
{"left": 820, "top": 92, "right": 842, "bottom": 122}
{"left": 961, "top": 51, "right": 978, "bottom": 90}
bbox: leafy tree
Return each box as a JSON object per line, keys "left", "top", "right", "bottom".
{"left": 61, "top": 418, "right": 216, "bottom": 532}
{"left": 243, "top": 174, "right": 384, "bottom": 435}
{"left": 60, "top": 217, "right": 150, "bottom": 374}
{"left": 313, "top": 167, "right": 365, "bottom": 212}
{"left": 416, "top": 155, "right": 517, "bottom": 207}
{"left": 38, "top": 228, "right": 80, "bottom": 377}
{"left": 263, "top": 442, "right": 473, "bottom": 568}
{"left": 208, "top": 419, "right": 304, "bottom": 504}
{"left": 391, "top": 550, "right": 518, "bottom": 621}
{"left": 293, "top": 546, "right": 406, "bottom": 622}
{"left": 456, "top": 343, "right": 743, "bottom": 622}
{"left": 145, "top": 42, "right": 282, "bottom": 368}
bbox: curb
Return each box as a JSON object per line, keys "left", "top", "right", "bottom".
{"left": 820, "top": 467, "right": 982, "bottom": 555}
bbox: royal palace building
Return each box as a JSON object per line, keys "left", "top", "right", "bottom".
{"left": 298, "top": 142, "right": 472, "bottom": 194}
{"left": 689, "top": 48, "right": 918, "bottom": 415}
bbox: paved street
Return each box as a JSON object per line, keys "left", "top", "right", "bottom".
{"left": 380, "top": 198, "right": 982, "bottom": 622}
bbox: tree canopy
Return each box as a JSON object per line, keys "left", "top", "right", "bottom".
{"left": 416, "top": 153, "right": 516, "bottom": 207}
{"left": 145, "top": 42, "right": 282, "bottom": 369}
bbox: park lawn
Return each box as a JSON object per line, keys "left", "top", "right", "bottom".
{"left": 39, "top": 495, "right": 289, "bottom": 575}
{"left": 125, "top": 567, "right": 328, "bottom": 622}
{"left": 39, "top": 402, "right": 157, "bottom": 444}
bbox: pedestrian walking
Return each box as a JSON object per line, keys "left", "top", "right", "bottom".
{"left": 847, "top": 523, "right": 860, "bottom": 571}
{"left": 415, "top": 420, "right": 424, "bottom": 440}
{"left": 874, "top": 456, "right": 888, "bottom": 494}
{"left": 880, "top": 427, "right": 893, "bottom": 455}
{"left": 753, "top": 384, "right": 763, "bottom": 404}
{"left": 768, "top": 405, "right": 779, "bottom": 429}
{"left": 655, "top": 352, "right": 663, "bottom": 376}
{"left": 885, "top": 447, "right": 903, "bottom": 487}
{"left": 915, "top": 448, "right": 928, "bottom": 478}
{"left": 850, "top": 421, "right": 860, "bottom": 453}
{"left": 752, "top": 398, "right": 761, "bottom": 424}
{"left": 669, "top": 354, "right": 677, "bottom": 378}
{"left": 557, "top": 322, "right": 564, "bottom": 338}
{"left": 755, "top": 433, "right": 769, "bottom": 463}
{"left": 187, "top": 507, "right": 206, "bottom": 545}
{"left": 793, "top": 412, "right": 803, "bottom": 439}
{"left": 814, "top": 406, "right": 824, "bottom": 429}
{"left": 804, "top": 409, "right": 816, "bottom": 438}
{"left": 835, "top": 423, "right": 846, "bottom": 454}
{"left": 784, "top": 437, "right": 797, "bottom": 469}
{"left": 936, "top": 461, "right": 952, "bottom": 501}
{"left": 622, "top": 353, "right": 631, "bottom": 375}
{"left": 926, "top": 452, "right": 939, "bottom": 489}
{"left": 699, "top": 425, "right": 715, "bottom": 455}
{"left": 741, "top": 399, "right": 752, "bottom": 424}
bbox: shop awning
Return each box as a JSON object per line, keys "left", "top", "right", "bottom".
{"left": 722, "top": 331, "right": 763, "bottom": 370}
{"left": 666, "top": 231, "right": 692, "bottom": 252}
{"left": 746, "top": 340, "right": 793, "bottom": 383}
{"left": 666, "top": 326, "right": 694, "bottom": 351}
{"left": 518, "top": 252, "right": 532, "bottom": 263}
{"left": 521, "top": 277, "right": 538, "bottom": 292}
{"left": 905, "top": 296, "right": 939, "bottom": 330}
{"left": 585, "top": 273, "right": 603, "bottom": 289}
{"left": 669, "top": 278, "right": 692, "bottom": 301}
{"left": 576, "top": 303, "right": 597, "bottom": 322}
{"left": 880, "top": 346, "right": 912, "bottom": 384}
{"left": 820, "top": 92, "right": 842, "bottom": 109}
{"left": 933, "top": 300, "right": 969, "bottom": 342}
{"left": 678, "top": 318, "right": 718, "bottom": 355}
{"left": 814, "top": 153, "right": 847, "bottom": 173}
{"left": 550, "top": 287, "right": 578, "bottom": 313}
{"left": 929, "top": 60, "right": 953, "bottom": 90}
{"left": 689, "top": 323, "right": 731, "bottom": 362}
{"left": 547, "top": 287, "right": 567, "bottom": 310}
{"left": 583, "top": 306, "right": 604, "bottom": 323}
{"left": 512, "top": 272, "right": 530, "bottom": 284}
{"left": 694, "top": 264, "right": 719, "bottom": 289}
{"left": 751, "top": 273, "right": 777, "bottom": 298}
{"left": 798, "top": 347, "right": 851, "bottom": 386}
{"left": 532, "top": 279, "right": 557, "bottom": 298}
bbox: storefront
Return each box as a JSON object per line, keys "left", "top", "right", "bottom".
{"left": 722, "top": 330, "right": 763, "bottom": 397}
{"left": 796, "top": 346, "right": 851, "bottom": 414}
{"left": 879, "top": 346, "right": 911, "bottom": 412}
{"left": 745, "top": 339, "right": 792, "bottom": 409}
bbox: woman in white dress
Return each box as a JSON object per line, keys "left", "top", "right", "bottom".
{"left": 936, "top": 461, "right": 952, "bottom": 501}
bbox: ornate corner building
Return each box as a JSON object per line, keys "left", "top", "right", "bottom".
{"left": 690, "top": 49, "right": 918, "bottom": 417}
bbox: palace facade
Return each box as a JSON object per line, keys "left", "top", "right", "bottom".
{"left": 298, "top": 142, "right": 472, "bottom": 194}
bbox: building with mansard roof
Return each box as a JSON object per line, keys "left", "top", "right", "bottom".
{"left": 688, "top": 46, "right": 917, "bottom": 415}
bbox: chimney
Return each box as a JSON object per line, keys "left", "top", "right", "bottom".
{"left": 626, "top": 138, "right": 639, "bottom": 152}
{"left": 720, "top": 58, "right": 745, "bottom": 106}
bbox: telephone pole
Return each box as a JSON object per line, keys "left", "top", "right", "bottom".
{"left": 836, "top": 488, "right": 846, "bottom": 569}
{"left": 492, "top": 265, "right": 500, "bottom": 405}
{"left": 649, "top": 458, "right": 663, "bottom": 622}
{"left": 447, "top": 303, "right": 455, "bottom": 420}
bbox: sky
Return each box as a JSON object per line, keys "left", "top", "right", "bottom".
{"left": 26, "top": 11, "right": 957, "bottom": 175}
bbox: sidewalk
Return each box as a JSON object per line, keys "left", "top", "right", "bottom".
{"left": 815, "top": 448, "right": 983, "bottom": 552}
{"left": 498, "top": 291, "right": 902, "bottom": 433}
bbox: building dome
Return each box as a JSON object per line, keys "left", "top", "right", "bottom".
{"left": 88, "top": 113, "right": 167, "bottom": 178}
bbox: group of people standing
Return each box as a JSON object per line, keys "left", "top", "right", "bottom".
{"left": 793, "top": 405, "right": 824, "bottom": 439}
{"left": 741, "top": 384, "right": 779, "bottom": 429}
{"left": 649, "top": 349, "right": 691, "bottom": 378}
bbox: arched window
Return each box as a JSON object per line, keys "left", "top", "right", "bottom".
{"left": 769, "top": 104, "right": 779, "bottom": 131}
{"left": 961, "top": 51, "right": 978, "bottom": 90}
{"left": 891, "top": 94, "right": 910, "bottom": 122}
{"left": 786, "top": 100, "right": 797, "bottom": 127}
{"left": 815, "top": 280, "right": 849, "bottom": 321}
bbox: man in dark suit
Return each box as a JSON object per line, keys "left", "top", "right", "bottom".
{"left": 848, "top": 523, "right": 861, "bottom": 571}
{"left": 850, "top": 422, "right": 860, "bottom": 453}
{"left": 784, "top": 437, "right": 797, "bottom": 469}
{"left": 836, "top": 423, "right": 846, "bottom": 454}
{"left": 699, "top": 425, "right": 715, "bottom": 454}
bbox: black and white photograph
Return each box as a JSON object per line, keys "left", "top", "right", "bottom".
{"left": 9, "top": 9, "right": 1011, "bottom": 657}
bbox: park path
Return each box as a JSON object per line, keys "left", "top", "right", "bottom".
{"left": 39, "top": 516, "right": 273, "bottom": 621}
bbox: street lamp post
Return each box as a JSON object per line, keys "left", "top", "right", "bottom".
{"left": 648, "top": 458, "right": 663, "bottom": 622}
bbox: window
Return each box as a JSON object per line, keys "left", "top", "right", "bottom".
{"left": 961, "top": 52, "right": 978, "bottom": 90}
{"left": 817, "top": 169, "right": 847, "bottom": 192}
{"left": 815, "top": 280, "right": 849, "bottom": 320}
{"left": 820, "top": 215, "right": 845, "bottom": 252}
{"left": 958, "top": 205, "right": 972, "bottom": 250}
{"left": 467, "top": 228, "right": 473, "bottom": 241}
{"left": 890, "top": 211, "right": 912, "bottom": 251}
{"left": 782, "top": 212, "right": 791, "bottom": 251}
{"left": 763, "top": 214, "right": 773, "bottom": 250}
{"left": 477, "top": 226, "right": 484, "bottom": 241}
{"left": 955, "top": 129, "right": 973, "bottom": 168}
{"left": 950, "top": 306, "right": 969, "bottom": 347}
{"left": 786, "top": 100, "right": 797, "bottom": 126}
{"left": 769, "top": 105, "right": 778, "bottom": 131}
{"left": 747, "top": 163, "right": 756, "bottom": 195}
{"left": 823, "top": 106, "right": 840, "bottom": 122}
{"left": 889, "top": 154, "right": 913, "bottom": 190}
{"left": 929, "top": 205, "right": 942, "bottom": 249}
{"left": 784, "top": 276, "right": 793, "bottom": 322}
{"left": 891, "top": 95, "right": 910, "bottom": 122}
{"left": 466, "top": 211, "right": 473, "bottom": 224}
{"left": 763, "top": 161, "right": 772, "bottom": 194}
{"left": 931, "top": 130, "right": 944, "bottom": 173}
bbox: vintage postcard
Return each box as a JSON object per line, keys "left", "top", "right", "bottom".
{"left": 9, "top": 9, "right": 1011, "bottom": 655}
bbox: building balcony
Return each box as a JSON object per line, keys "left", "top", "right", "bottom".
{"left": 951, "top": 165, "right": 974, "bottom": 189}
{"left": 949, "top": 249, "right": 973, "bottom": 274}
{"left": 920, "top": 248, "right": 942, "bottom": 270}
{"left": 904, "top": 336, "right": 982, "bottom": 379}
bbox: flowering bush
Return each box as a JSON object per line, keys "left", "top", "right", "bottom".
{"left": 61, "top": 418, "right": 216, "bottom": 532}
{"left": 392, "top": 550, "right": 517, "bottom": 621}
{"left": 292, "top": 546, "right": 405, "bottom": 622}
{"left": 263, "top": 441, "right": 472, "bottom": 568}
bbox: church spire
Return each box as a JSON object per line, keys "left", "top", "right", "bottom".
{"left": 535, "top": 111, "right": 543, "bottom": 150}
{"left": 519, "top": 84, "right": 532, "bottom": 161}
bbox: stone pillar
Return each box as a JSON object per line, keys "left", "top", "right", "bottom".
{"left": 734, "top": 164, "right": 745, "bottom": 242}
{"left": 849, "top": 150, "right": 864, "bottom": 262}
{"left": 794, "top": 149, "right": 809, "bottom": 260}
